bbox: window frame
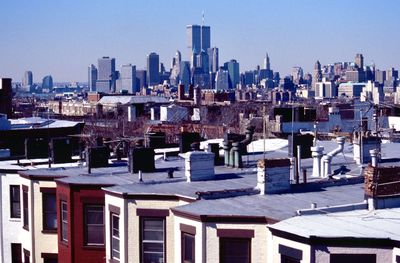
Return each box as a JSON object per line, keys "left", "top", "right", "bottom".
{"left": 140, "top": 216, "right": 166, "bottom": 263}
{"left": 60, "top": 201, "right": 68, "bottom": 242}
{"left": 84, "top": 204, "right": 105, "bottom": 246}
{"left": 111, "top": 213, "right": 120, "bottom": 261}
{"left": 11, "top": 243, "right": 22, "bottom": 263}
{"left": 41, "top": 188, "right": 57, "bottom": 233}
{"left": 10, "top": 185, "right": 21, "bottom": 219}
{"left": 181, "top": 232, "right": 195, "bottom": 263}
{"left": 22, "top": 185, "right": 29, "bottom": 230}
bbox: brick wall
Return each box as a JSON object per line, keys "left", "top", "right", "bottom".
{"left": 364, "top": 165, "right": 400, "bottom": 197}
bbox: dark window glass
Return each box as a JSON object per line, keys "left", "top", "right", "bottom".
{"left": 43, "top": 193, "right": 57, "bottom": 230}
{"left": 23, "top": 250, "right": 30, "bottom": 263}
{"left": 61, "top": 201, "right": 68, "bottom": 242}
{"left": 330, "top": 254, "right": 376, "bottom": 263}
{"left": 44, "top": 258, "right": 58, "bottom": 263}
{"left": 85, "top": 205, "right": 104, "bottom": 245}
{"left": 22, "top": 189, "right": 28, "bottom": 230}
{"left": 11, "top": 243, "right": 22, "bottom": 263}
{"left": 141, "top": 217, "right": 165, "bottom": 263}
{"left": 111, "top": 213, "right": 120, "bottom": 260}
{"left": 10, "top": 185, "right": 21, "bottom": 219}
{"left": 220, "top": 238, "right": 250, "bottom": 263}
{"left": 281, "top": 255, "right": 300, "bottom": 263}
{"left": 182, "top": 232, "right": 195, "bottom": 263}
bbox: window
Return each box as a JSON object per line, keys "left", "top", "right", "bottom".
{"left": 220, "top": 238, "right": 250, "bottom": 263}
{"left": 22, "top": 186, "right": 29, "bottom": 230}
{"left": 141, "top": 217, "right": 165, "bottom": 263}
{"left": 23, "top": 249, "right": 30, "bottom": 263}
{"left": 42, "top": 193, "right": 57, "bottom": 231}
{"left": 182, "top": 232, "right": 195, "bottom": 263}
{"left": 279, "top": 244, "right": 302, "bottom": 263}
{"left": 111, "top": 213, "right": 120, "bottom": 260}
{"left": 281, "top": 255, "right": 300, "bottom": 263}
{"left": 11, "top": 243, "right": 22, "bottom": 263}
{"left": 61, "top": 201, "right": 68, "bottom": 242}
{"left": 10, "top": 185, "right": 21, "bottom": 218}
{"left": 330, "top": 254, "right": 376, "bottom": 263}
{"left": 42, "top": 253, "right": 58, "bottom": 263}
{"left": 84, "top": 205, "right": 104, "bottom": 245}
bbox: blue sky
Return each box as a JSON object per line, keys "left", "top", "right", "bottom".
{"left": 1, "top": 0, "right": 399, "bottom": 82}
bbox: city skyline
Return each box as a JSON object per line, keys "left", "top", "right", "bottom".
{"left": 1, "top": 0, "right": 399, "bottom": 82}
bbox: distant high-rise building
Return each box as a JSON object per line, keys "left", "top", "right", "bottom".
{"left": 96, "top": 57, "right": 116, "bottom": 93}
{"left": 291, "top": 66, "right": 304, "bottom": 84}
{"left": 42, "top": 75, "right": 53, "bottom": 91}
{"left": 0, "top": 78, "right": 12, "bottom": 118}
{"left": 23, "top": 71, "right": 33, "bottom": 87}
{"left": 207, "top": 47, "right": 219, "bottom": 73}
{"left": 88, "top": 64, "right": 98, "bottom": 92}
{"left": 244, "top": 71, "right": 255, "bottom": 86}
{"left": 136, "top": 70, "right": 147, "bottom": 91}
{"left": 312, "top": 60, "right": 322, "bottom": 90}
{"left": 224, "top": 60, "right": 240, "bottom": 89}
{"left": 147, "top": 52, "right": 160, "bottom": 86}
{"left": 187, "top": 24, "right": 211, "bottom": 58}
{"left": 315, "top": 78, "right": 337, "bottom": 99}
{"left": 179, "top": 61, "right": 191, "bottom": 91}
{"left": 119, "top": 64, "right": 137, "bottom": 93}
{"left": 215, "top": 68, "right": 229, "bottom": 90}
{"left": 170, "top": 51, "right": 182, "bottom": 86}
{"left": 196, "top": 50, "right": 209, "bottom": 74}
{"left": 187, "top": 25, "right": 201, "bottom": 56}
{"left": 386, "top": 68, "right": 398, "bottom": 81}
{"left": 263, "top": 53, "right": 270, "bottom": 70}
{"left": 355, "top": 53, "right": 364, "bottom": 69}
{"left": 201, "top": 25, "right": 211, "bottom": 51}
{"left": 375, "top": 70, "right": 386, "bottom": 85}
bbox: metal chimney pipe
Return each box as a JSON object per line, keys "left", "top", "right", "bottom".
{"left": 297, "top": 145, "right": 301, "bottom": 180}
{"left": 138, "top": 170, "right": 143, "bottom": 182}
{"left": 370, "top": 149, "right": 378, "bottom": 167}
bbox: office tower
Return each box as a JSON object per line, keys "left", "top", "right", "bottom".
{"left": 224, "top": 60, "right": 240, "bottom": 89}
{"left": 187, "top": 25, "right": 201, "bottom": 57}
{"left": 96, "top": 57, "right": 116, "bottom": 93}
{"left": 170, "top": 51, "right": 182, "bottom": 86}
{"left": 119, "top": 64, "right": 137, "bottom": 94}
{"left": 355, "top": 53, "right": 364, "bottom": 69}
{"left": 23, "top": 71, "right": 33, "bottom": 87}
{"left": 196, "top": 50, "right": 209, "bottom": 73}
{"left": 0, "top": 78, "right": 12, "bottom": 118}
{"left": 244, "top": 71, "right": 255, "bottom": 86}
{"left": 147, "top": 52, "right": 160, "bottom": 86}
{"left": 386, "top": 68, "right": 399, "bottom": 81}
{"left": 136, "top": 70, "right": 147, "bottom": 91}
{"left": 375, "top": 70, "right": 386, "bottom": 85}
{"left": 215, "top": 68, "right": 229, "bottom": 90}
{"left": 179, "top": 61, "right": 191, "bottom": 91}
{"left": 312, "top": 60, "right": 322, "bottom": 90}
{"left": 88, "top": 64, "right": 98, "bottom": 92}
{"left": 263, "top": 53, "right": 270, "bottom": 70}
{"left": 273, "top": 72, "right": 280, "bottom": 87}
{"left": 201, "top": 25, "right": 210, "bottom": 51}
{"left": 365, "top": 66, "right": 374, "bottom": 81}
{"left": 187, "top": 24, "right": 211, "bottom": 58}
{"left": 207, "top": 47, "right": 219, "bottom": 73}
{"left": 315, "top": 78, "right": 337, "bottom": 99}
{"left": 42, "top": 75, "right": 53, "bottom": 91}
{"left": 291, "top": 67, "right": 304, "bottom": 84}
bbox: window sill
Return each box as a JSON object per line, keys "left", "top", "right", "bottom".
{"left": 42, "top": 229, "right": 57, "bottom": 234}
{"left": 23, "top": 225, "right": 29, "bottom": 231}
{"left": 9, "top": 218, "right": 21, "bottom": 222}
{"left": 83, "top": 245, "right": 105, "bottom": 251}
{"left": 109, "top": 259, "right": 120, "bottom": 263}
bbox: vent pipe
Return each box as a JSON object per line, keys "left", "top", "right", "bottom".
{"left": 321, "top": 137, "right": 345, "bottom": 177}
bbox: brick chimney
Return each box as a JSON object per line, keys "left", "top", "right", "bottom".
{"left": 256, "top": 158, "right": 291, "bottom": 194}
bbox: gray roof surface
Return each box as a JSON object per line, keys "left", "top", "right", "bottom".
{"left": 98, "top": 95, "right": 170, "bottom": 105}
{"left": 269, "top": 207, "right": 400, "bottom": 240}
{"left": 172, "top": 183, "right": 365, "bottom": 221}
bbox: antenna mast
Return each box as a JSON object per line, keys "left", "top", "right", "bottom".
{"left": 202, "top": 11, "right": 205, "bottom": 26}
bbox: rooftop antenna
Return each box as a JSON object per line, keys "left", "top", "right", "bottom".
{"left": 202, "top": 10, "right": 205, "bottom": 26}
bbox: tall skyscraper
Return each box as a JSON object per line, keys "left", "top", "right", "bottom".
{"left": 23, "top": 71, "right": 33, "bottom": 87}
{"left": 179, "top": 61, "right": 191, "bottom": 91}
{"left": 187, "top": 25, "right": 201, "bottom": 56}
{"left": 88, "top": 64, "right": 98, "bottom": 92}
{"left": 136, "top": 70, "right": 147, "bottom": 91}
{"left": 0, "top": 78, "right": 12, "bottom": 118}
{"left": 187, "top": 24, "right": 211, "bottom": 59}
{"left": 170, "top": 50, "right": 182, "bottom": 86}
{"left": 119, "top": 64, "right": 137, "bottom": 94}
{"left": 201, "top": 25, "right": 210, "bottom": 51}
{"left": 263, "top": 53, "right": 270, "bottom": 70}
{"left": 355, "top": 53, "right": 364, "bottom": 69}
{"left": 196, "top": 50, "right": 209, "bottom": 74}
{"left": 147, "top": 52, "right": 160, "bottom": 86}
{"left": 312, "top": 60, "right": 322, "bottom": 90}
{"left": 42, "top": 75, "right": 53, "bottom": 91}
{"left": 215, "top": 68, "right": 229, "bottom": 90}
{"left": 96, "top": 57, "right": 116, "bottom": 93}
{"left": 224, "top": 60, "right": 240, "bottom": 89}
{"left": 207, "top": 47, "right": 219, "bottom": 73}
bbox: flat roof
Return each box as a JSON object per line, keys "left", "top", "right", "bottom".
{"left": 269, "top": 207, "right": 400, "bottom": 241}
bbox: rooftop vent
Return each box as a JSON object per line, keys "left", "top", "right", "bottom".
{"left": 256, "top": 158, "right": 291, "bottom": 194}
{"left": 180, "top": 151, "right": 215, "bottom": 182}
